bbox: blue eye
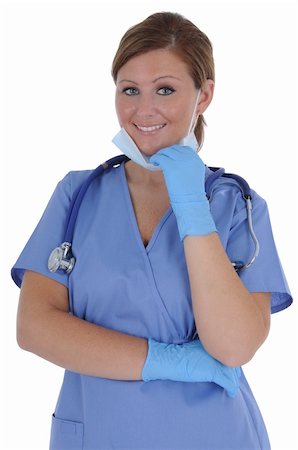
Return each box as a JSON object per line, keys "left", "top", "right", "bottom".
{"left": 157, "top": 87, "right": 175, "bottom": 95}
{"left": 123, "top": 87, "right": 139, "bottom": 96}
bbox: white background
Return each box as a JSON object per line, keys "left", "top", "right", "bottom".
{"left": 1, "top": 0, "right": 297, "bottom": 449}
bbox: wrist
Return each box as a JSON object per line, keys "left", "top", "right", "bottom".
{"left": 142, "top": 338, "right": 186, "bottom": 382}
{"left": 171, "top": 200, "right": 217, "bottom": 241}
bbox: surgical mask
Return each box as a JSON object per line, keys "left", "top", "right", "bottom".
{"left": 112, "top": 90, "right": 201, "bottom": 172}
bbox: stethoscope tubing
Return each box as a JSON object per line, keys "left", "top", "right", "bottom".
{"left": 48, "top": 154, "right": 259, "bottom": 274}
{"left": 64, "top": 155, "right": 130, "bottom": 243}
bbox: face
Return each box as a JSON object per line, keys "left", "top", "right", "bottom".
{"left": 115, "top": 49, "right": 203, "bottom": 155}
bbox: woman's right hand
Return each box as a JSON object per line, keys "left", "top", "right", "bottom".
{"left": 142, "top": 338, "right": 241, "bottom": 398}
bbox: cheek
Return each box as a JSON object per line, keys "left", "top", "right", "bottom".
{"left": 177, "top": 103, "right": 197, "bottom": 130}
{"left": 116, "top": 98, "right": 135, "bottom": 125}
{"left": 160, "top": 101, "right": 191, "bottom": 124}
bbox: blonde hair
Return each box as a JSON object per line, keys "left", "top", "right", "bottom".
{"left": 112, "top": 12, "right": 215, "bottom": 146}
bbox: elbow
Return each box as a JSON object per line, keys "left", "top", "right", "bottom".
{"left": 16, "top": 313, "right": 37, "bottom": 352}
{"left": 226, "top": 337, "right": 269, "bottom": 368}
{"left": 16, "top": 321, "right": 31, "bottom": 351}
{"left": 201, "top": 340, "right": 255, "bottom": 368}
{"left": 203, "top": 320, "right": 270, "bottom": 368}
{"left": 16, "top": 302, "right": 42, "bottom": 352}
{"left": 204, "top": 330, "right": 269, "bottom": 368}
{"left": 218, "top": 351, "right": 255, "bottom": 368}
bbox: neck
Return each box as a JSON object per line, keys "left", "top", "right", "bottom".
{"left": 124, "top": 160, "right": 167, "bottom": 189}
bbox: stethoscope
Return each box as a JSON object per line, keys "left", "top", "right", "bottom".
{"left": 47, "top": 154, "right": 259, "bottom": 275}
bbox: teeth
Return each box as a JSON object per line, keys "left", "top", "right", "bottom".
{"left": 137, "top": 124, "right": 164, "bottom": 132}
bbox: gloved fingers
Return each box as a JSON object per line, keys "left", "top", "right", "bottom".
{"left": 150, "top": 145, "right": 198, "bottom": 162}
{"left": 226, "top": 367, "right": 242, "bottom": 397}
{"left": 189, "top": 340, "right": 241, "bottom": 396}
{"left": 149, "top": 144, "right": 207, "bottom": 199}
{"left": 226, "top": 367, "right": 241, "bottom": 398}
{"left": 226, "top": 387, "right": 238, "bottom": 398}
{"left": 149, "top": 146, "right": 204, "bottom": 171}
{"left": 213, "top": 365, "right": 240, "bottom": 398}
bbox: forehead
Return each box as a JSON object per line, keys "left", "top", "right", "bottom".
{"left": 117, "top": 48, "right": 192, "bottom": 82}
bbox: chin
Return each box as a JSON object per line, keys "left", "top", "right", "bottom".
{"left": 139, "top": 138, "right": 181, "bottom": 154}
{"left": 138, "top": 141, "right": 171, "bottom": 155}
{"left": 136, "top": 144, "right": 158, "bottom": 155}
{"left": 140, "top": 149, "right": 157, "bottom": 156}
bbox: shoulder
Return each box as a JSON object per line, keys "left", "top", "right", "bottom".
{"left": 57, "top": 169, "right": 94, "bottom": 196}
{"left": 206, "top": 167, "right": 267, "bottom": 211}
{"left": 205, "top": 167, "right": 270, "bottom": 235}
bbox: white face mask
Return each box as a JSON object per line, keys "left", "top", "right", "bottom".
{"left": 112, "top": 90, "right": 201, "bottom": 172}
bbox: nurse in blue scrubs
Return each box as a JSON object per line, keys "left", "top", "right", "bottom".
{"left": 12, "top": 12, "right": 292, "bottom": 450}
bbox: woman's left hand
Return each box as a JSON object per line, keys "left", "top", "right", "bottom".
{"left": 149, "top": 145, "right": 217, "bottom": 240}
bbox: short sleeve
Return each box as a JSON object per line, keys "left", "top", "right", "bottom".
{"left": 226, "top": 190, "right": 293, "bottom": 313}
{"left": 11, "top": 171, "right": 86, "bottom": 289}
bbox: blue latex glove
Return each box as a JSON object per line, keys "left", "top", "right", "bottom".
{"left": 142, "top": 338, "right": 241, "bottom": 398}
{"left": 149, "top": 145, "right": 217, "bottom": 241}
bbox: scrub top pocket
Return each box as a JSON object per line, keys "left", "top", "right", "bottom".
{"left": 11, "top": 163, "right": 292, "bottom": 449}
{"left": 50, "top": 414, "right": 84, "bottom": 450}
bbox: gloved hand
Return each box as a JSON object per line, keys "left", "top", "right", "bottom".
{"left": 149, "top": 145, "right": 217, "bottom": 241}
{"left": 142, "top": 338, "right": 241, "bottom": 398}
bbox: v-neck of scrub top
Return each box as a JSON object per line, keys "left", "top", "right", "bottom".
{"left": 120, "top": 161, "right": 173, "bottom": 254}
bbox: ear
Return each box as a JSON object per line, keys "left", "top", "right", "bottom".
{"left": 197, "top": 79, "right": 215, "bottom": 115}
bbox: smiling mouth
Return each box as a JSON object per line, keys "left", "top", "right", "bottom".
{"left": 135, "top": 124, "right": 166, "bottom": 133}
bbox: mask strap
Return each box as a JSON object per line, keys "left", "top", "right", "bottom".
{"left": 187, "top": 89, "right": 201, "bottom": 135}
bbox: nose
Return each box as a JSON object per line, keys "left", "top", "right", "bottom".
{"left": 135, "top": 94, "right": 156, "bottom": 118}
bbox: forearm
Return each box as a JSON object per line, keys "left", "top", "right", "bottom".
{"left": 18, "top": 307, "right": 148, "bottom": 380}
{"left": 183, "top": 232, "right": 269, "bottom": 366}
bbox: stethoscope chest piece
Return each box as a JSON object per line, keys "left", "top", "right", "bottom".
{"left": 47, "top": 155, "right": 259, "bottom": 276}
{"left": 48, "top": 242, "right": 75, "bottom": 274}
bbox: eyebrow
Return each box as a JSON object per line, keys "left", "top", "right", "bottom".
{"left": 118, "top": 75, "right": 181, "bottom": 85}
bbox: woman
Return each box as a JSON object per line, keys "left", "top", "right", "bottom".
{"left": 12, "top": 12, "right": 292, "bottom": 449}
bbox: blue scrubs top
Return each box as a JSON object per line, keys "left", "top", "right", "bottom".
{"left": 11, "top": 160, "right": 292, "bottom": 449}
